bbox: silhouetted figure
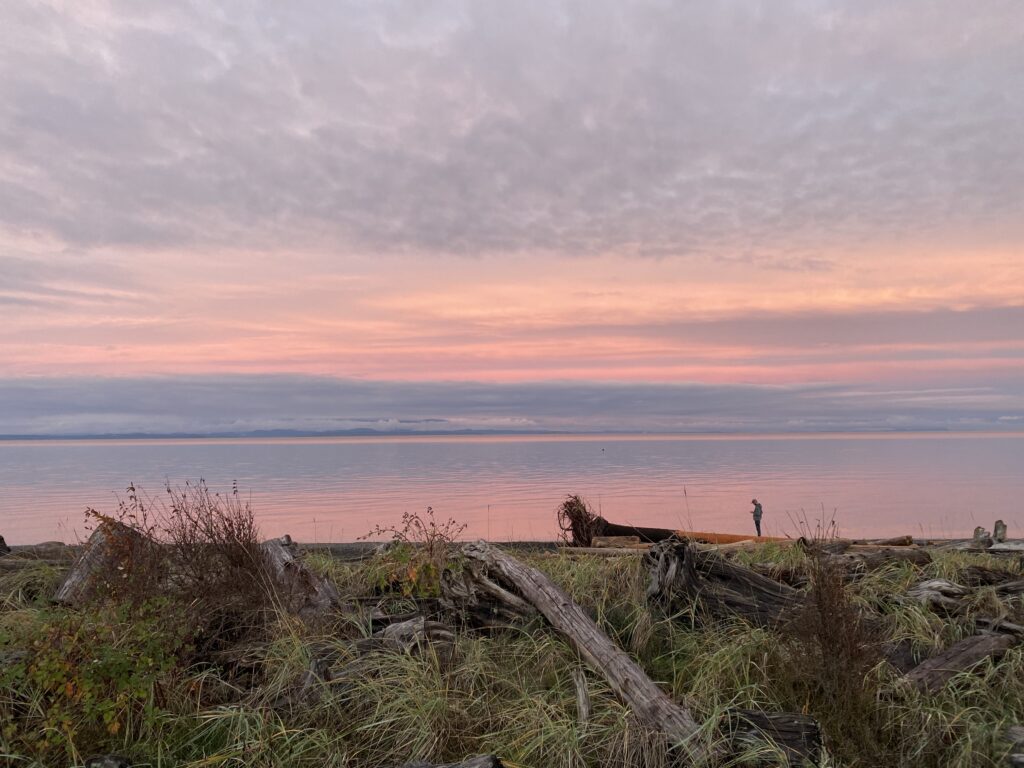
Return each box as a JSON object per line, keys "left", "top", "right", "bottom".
{"left": 751, "top": 498, "right": 763, "bottom": 537}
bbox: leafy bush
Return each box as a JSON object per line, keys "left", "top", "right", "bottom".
{"left": 0, "top": 600, "right": 189, "bottom": 762}
{"left": 362, "top": 507, "right": 467, "bottom": 597}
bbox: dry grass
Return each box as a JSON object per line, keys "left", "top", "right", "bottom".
{"left": 2, "top": 517, "right": 1023, "bottom": 767}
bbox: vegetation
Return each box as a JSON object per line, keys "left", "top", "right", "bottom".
{"left": 1, "top": 500, "right": 1022, "bottom": 767}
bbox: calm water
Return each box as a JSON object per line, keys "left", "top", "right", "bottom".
{"left": 0, "top": 433, "right": 1021, "bottom": 544}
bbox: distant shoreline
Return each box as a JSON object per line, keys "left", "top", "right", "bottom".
{"left": 3, "top": 427, "right": 1023, "bottom": 442}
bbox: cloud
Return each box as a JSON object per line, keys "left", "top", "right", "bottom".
{"left": 2, "top": 1, "right": 1023, "bottom": 260}
{"left": 1, "top": 374, "right": 1021, "bottom": 436}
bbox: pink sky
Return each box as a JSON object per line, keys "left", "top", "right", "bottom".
{"left": 1, "top": 1, "right": 1023, "bottom": 434}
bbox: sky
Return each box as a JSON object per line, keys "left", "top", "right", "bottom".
{"left": 1, "top": 0, "right": 1023, "bottom": 435}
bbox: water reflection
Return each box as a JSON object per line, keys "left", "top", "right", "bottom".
{"left": 0, "top": 433, "right": 1020, "bottom": 544}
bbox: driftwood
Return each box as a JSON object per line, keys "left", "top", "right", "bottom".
{"left": 907, "top": 579, "right": 974, "bottom": 613}
{"left": 0, "top": 534, "right": 9, "bottom": 555}
{"left": 908, "top": 577, "right": 1024, "bottom": 616}
{"left": 962, "top": 564, "right": 1021, "bottom": 587}
{"left": 557, "top": 497, "right": 781, "bottom": 547}
{"left": 396, "top": 757, "right": 502, "bottom": 768}
{"left": 54, "top": 522, "right": 149, "bottom": 606}
{"left": 260, "top": 536, "right": 344, "bottom": 620}
{"left": 645, "top": 539, "right": 805, "bottom": 627}
{"left": 357, "top": 616, "right": 456, "bottom": 662}
{"left": 853, "top": 535, "right": 915, "bottom": 546}
{"left": 571, "top": 667, "right": 592, "bottom": 725}
{"left": 444, "top": 541, "right": 708, "bottom": 757}
{"left": 823, "top": 547, "right": 931, "bottom": 575}
{"left": 905, "top": 633, "right": 1017, "bottom": 694}
{"left": 591, "top": 535, "right": 646, "bottom": 548}
{"left": 275, "top": 616, "right": 456, "bottom": 711}
{"left": 726, "top": 710, "right": 822, "bottom": 766}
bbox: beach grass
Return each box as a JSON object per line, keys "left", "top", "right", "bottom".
{"left": 1, "top": 540, "right": 1022, "bottom": 767}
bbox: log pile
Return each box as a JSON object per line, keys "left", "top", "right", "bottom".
{"left": 645, "top": 538, "right": 805, "bottom": 627}
{"left": 442, "top": 540, "right": 822, "bottom": 764}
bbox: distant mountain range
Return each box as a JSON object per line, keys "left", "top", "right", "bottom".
{"left": 0, "top": 426, "right": 965, "bottom": 441}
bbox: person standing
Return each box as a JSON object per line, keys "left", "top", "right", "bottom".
{"left": 751, "top": 498, "right": 763, "bottom": 537}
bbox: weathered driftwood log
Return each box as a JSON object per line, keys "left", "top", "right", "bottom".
{"left": 445, "top": 541, "right": 708, "bottom": 757}
{"left": 645, "top": 539, "right": 805, "bottom": 628}
{"left": 907, "top": 579, "right": 973, "bottom": 613}
{"left": 748, "top": 562, "right": 809, "bottom": 589}
{"left": 726, "top": 709, "right": 822, "bottom": 766}
{"left": 396, "top": 757, "right": 502, "bottom": 768}
{"left": 823, "top": 547, "right": 932, "bottom": 576}
{"left": 976, "top": 617, "right": 1024, "bottom": 637}
{"left": 571, "top": 667, "right": 592, "bottom": 725}
{"left": 908, "top": 577, "right": 1024, "bottom": 618}
{"left": 0, "top": 534, "right": 9, "bottom": 556}
{"left": 260, "top": 536, "right": 343, "bottom": 620}
{"left": 905, "top": 633, "right": 1017, "bottom": 694}
{"left": 997, "top": 580, "right": 1024, "bottom": 597}
{"left": 357, "top": 616, "right": 456, "bottom": 662}
{"left": 962, "top": 564, "right": 1020, "bottom": 587}
{"left": 798, "top": 537, "right": 851, "bottom": 555}
{"left": 54, "top": 522, "right": 150, "bottom": 606}
{"left": 441, "top": 556, "right": 538, "bottom": 628}
{"left": 852, "top": 535, "right": 915, "bottom": 547}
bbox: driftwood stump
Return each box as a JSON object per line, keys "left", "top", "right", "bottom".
{"left": 54, "top": 522, "right": 151, "bottom": 606}
{"left": 905, "top": 633, "right": 1017, "bottom": 694}
{"left": 444, "top": 540, "right": 709, "bottom": 758}
{"left": 645, "top": 538, "right": 805, "bottom": 627}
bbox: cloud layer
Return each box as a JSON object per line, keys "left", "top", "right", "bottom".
{"left": 2, "top": 374, "right": 1021, "bottom": 436}
{"left": 1, "top": 1, "right": 1023, "bottom": 430}
{"left": 3, "top": 1, "right": 1024, "bottom": 258}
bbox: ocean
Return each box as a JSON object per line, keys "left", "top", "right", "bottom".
{"left": 0, "top": 432, "right": 1021, "bottom": 544}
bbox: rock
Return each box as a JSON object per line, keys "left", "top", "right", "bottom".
{"left": 973, "top": 526, "right": 993, "bottom": 548}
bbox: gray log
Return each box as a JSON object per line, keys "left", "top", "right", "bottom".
{"left": 905, "top": 633, "right": 1016, "bottom": 694}
{"left": 449, "top": 540, "right": 708, "bottom": 758}
{"left": 726, "top": 709, "right": 822, "bottom": 766}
